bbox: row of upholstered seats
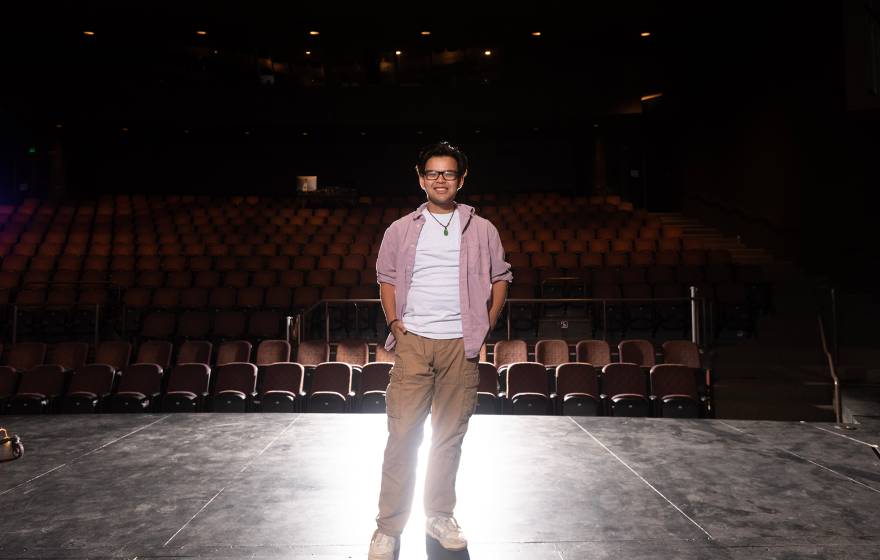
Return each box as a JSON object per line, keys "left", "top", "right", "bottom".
{"left": 0, "top": 339, "right": 309, "bottom": 414}
{"left": 0, "top": 193, "right": 638, "bottom": 218}
{"left": 0, "top": 248, "right": 733, "bottom": 275}
{"left": 0, "top": 337, "right": 708, "bottom": 417}
{"left": 1, "top": 224, "right": 656, "bottom": 246}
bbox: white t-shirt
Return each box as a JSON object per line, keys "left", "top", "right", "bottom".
{"left": 402, "top": 208, "right": 463, "bottom": 339}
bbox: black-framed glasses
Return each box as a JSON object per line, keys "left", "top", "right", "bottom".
{"left": 423, "top": 170, "right": 461, "bottom": 181}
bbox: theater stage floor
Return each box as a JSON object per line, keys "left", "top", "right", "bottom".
{"left": 1, "top": 413, "right": 879, "bottom": 559}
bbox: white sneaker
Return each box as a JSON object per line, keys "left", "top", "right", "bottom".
{"left": 425, "top": 515, "right": 467, "bottom": 550}
{"left": 368, "top": 529, "right": 398, "bottom": 560}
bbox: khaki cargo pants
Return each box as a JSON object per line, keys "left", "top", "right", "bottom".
{"left": 375, "top": 332, "right": 480, "bottom": 537}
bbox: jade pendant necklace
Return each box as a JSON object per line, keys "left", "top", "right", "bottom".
{"left": 427, "top": 203, "right": 456, "bottom": 236}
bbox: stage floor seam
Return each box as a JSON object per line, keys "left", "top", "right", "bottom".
{"left": 567, "top": 416, "right": 715, "bottom": 541}
{"left": 162, "top": 415, "right": 302, "bottom": 547}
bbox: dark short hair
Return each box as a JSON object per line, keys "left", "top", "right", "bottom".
{"left": 416, "top": 141, "right": 468, "bottom": 176}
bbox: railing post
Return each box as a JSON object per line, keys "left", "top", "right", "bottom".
{"left": 506, "top": 301, "right": 511, "bottom": 341}
{"left": 325, "top": 302, "right": 330, "bottom": 343}
{"left": 690, "top": 286, "right": 700, "bottom": 346}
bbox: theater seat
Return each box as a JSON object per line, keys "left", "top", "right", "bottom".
{"left": 162, "top": 363, "right": 211, "bottom": 412}
{"left": 601, "top": 363, "right": 649, "bottom": 417}
{"left": 258, "top": 362, "right": 305, "bottom": 412}
{"left": 211, "top": 362, "right": 258, "bottom": 412}
{"left": 553, "top": 363, "right": 600, "bottom": 416}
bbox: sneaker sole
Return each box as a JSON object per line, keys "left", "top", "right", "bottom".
{"left": 426, "top": 532, "right": 467, "bottom": 551}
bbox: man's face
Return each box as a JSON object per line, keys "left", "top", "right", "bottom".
{"left": 418, "top": 155, "right": 466, "bottom": 207}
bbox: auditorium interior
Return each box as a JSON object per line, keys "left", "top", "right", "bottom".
{"left": 1, "top": 2, "right": 879, "bottom": 559}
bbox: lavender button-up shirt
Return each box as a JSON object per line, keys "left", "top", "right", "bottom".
{"left": 375, "top": 202, "right": 513, "bottom": 359}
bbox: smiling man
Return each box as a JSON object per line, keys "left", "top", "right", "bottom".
{"left": 368, "top": 141, "right": 513, "bottom": 559}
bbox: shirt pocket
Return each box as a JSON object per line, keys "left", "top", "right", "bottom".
{"left": 460, "top": 361, "right": 480, "bottom": 423}
{"left": 385, "top": 362, "right": 404, "bottom": 419}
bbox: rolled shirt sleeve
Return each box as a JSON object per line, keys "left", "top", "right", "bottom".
{"left": 488, "top": 224, "right": 513, "bottom": 283}
{"left": 375, "top": 224, "right": 399, "bottom": 285}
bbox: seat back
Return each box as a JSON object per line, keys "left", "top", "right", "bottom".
{"left": 296, "top": 340, "right": 329, "bottom": 366}
{"left": 177, "top": 340, "right": 213, "bottom": 365}
{"left": 618, "top": 339, "right": 656, "bottom": 367}
{"left": 7, "top": 342, "right": 47, "bottom": 371}
{"left": 601, "top": 363, "right": 648, "bottom": 398}
{"left": 534, "top": 339, "right": 569, "bottom": 368}
{"left": 360, "top": 362, "right": 392, "bottom": 393}
{"left": 493, "top": 339, "right": 528, "bottom": 369}
{"left": 260, "top": 362, "right": 304, "bottom": 395}
{"left": 94, "top": 341, "right": 131, "bottom": 371}
{"left": 48, "top": 342, "right": 89, "bottom": 371}
{"left": 650, "top": 364, "right": 698, "bottom": 400}
{"left": 575, "top": 340, "right": 611, "bottom": 367}
{"left": 310, "top": 362, "right": 352, "bottom": 395}
{"left": 68, "top": 364, "right": 115, "bottom": 396}
{"left": 117, "top": 363, "right": 163, "bottom": 396}
{"left": 555, "top": 363, "right": 599, "bottom": 398}
{"left": 216, "top": 340, "right": 252, "bottom": 366}
{"left": 374, "top": 345, "right": 395, "bottom": 363}
{"left": 477, "top": 362, "right": 500, "bottom": 394}
{"left": 662, "top": 340, "right": 701, "bottom": 368}
{"left": 336, "top": 339, "right": 368, "bottom": 366}
{"left": 17, "top": 364, "right": 66, "bottom": 397}
{"left": 213, "top": 363, "right": 258, "bottom": 394}
{"left": 136, "top": 340, "right": 173, "bottom": 369}
{"left": 166, "top": 363, "right": 211, "bottom": 394}
{"left": 255, "top": 340, "right": 291, "bottom": 365}
{"left": 505, "top": 362, "right": 549, "bottom": 398}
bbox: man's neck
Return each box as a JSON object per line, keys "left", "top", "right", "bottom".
{"left": 426, "top": 200, "right": 456, "bottom": 214}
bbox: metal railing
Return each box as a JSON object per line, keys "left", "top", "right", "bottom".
{"left": 817, "top": 313, "right": 842, "bottom": 425}
{"left": 297, "top": 288, "right": 709, "bottom": 347}
{"left": 299, "top": 298, "right": 383, "bottom": 345}
{"left": 5, "top": 281, "right": 123, "bottom": 349}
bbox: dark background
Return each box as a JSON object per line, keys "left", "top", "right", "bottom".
{"left": 0, "top": 1, "right": 877, "bottom": 292}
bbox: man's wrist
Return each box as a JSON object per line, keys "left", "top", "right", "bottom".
{"left": 388, "top": 319, "right": 399, "bottom": 329}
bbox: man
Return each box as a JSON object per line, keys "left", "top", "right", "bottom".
{"left": 368, "top": 141, "right": 512, "bottom": 559}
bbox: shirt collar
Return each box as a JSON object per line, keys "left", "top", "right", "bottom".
{"left": 411, "top": 202, "right": 476, "bottom": 220}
